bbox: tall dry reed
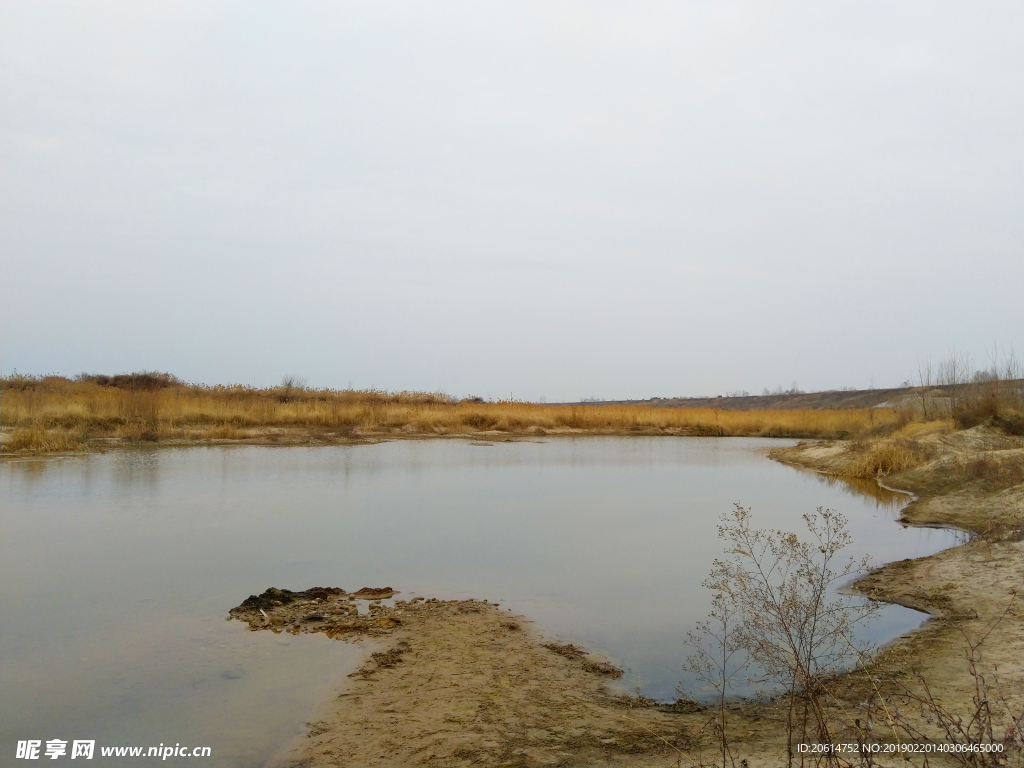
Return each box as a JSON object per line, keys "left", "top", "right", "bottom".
{"left": 1, "top": 375, "right": 896, "bottom": 453}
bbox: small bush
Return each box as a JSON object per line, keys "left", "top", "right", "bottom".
{"left": 78, "top": 371, "right": 179, "bottom": 391}
{"left": 990, "top": 413, "right": 1024, "bottom": 436}
{"left": 954, "top": 396, "right": 1003, "bottom": 430}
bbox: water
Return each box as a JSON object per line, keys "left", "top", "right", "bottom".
{"left": 0, "top": 438, "right": 958, "bottom": 765}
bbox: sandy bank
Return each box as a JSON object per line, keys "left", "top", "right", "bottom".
{"left": 768, "top": 426, "right": 1022, "bottom": 761}
{"left": 229, "top": 589, "right": 793, "bottom": 767}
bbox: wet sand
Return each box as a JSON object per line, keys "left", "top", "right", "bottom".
{"left": 231, "top": 592, "right": 792, "bottom": 767}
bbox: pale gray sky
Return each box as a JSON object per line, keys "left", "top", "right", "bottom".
{"left": 2, "top": 1, "right": 1021, "bottom": 401}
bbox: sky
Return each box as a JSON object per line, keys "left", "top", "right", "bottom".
{"left": 2, "top": 1, "right": 1021, "bottom": 401}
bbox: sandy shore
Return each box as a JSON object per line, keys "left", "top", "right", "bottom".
{"left": 230, "top": 591, "right": 793, "bottom": 768}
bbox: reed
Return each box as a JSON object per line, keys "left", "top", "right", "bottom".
{"left": 846, "top": 439, "right": 927, "bottom": 477}
{"left": 1, "top": 374, "right": 896, "bottom": 453}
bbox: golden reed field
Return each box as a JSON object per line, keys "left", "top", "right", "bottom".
{"left": 1, "top": 373, "right": 896, "bottom": 455}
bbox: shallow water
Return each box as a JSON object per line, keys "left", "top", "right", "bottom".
{"left": 0, "top": 438, "right": 958, "bottom": 765}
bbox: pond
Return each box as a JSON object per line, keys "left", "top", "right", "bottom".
{"left": 0, "top": 438, "right": 959, "bottom": 766}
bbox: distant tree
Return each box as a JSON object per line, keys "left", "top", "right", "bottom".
{"left": 938, "top": 349, "right": 972, "bottom": 415}
{"left": 916, "top": 357, "right": 934, "bottom": 419}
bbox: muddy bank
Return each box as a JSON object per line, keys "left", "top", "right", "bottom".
{"left": 229, "top": 586, "right": 401, "bottom": 638}
{"left": 229, "top": 590, "right": 793, "bottom": 767}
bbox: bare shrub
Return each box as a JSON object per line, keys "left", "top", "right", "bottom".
{"left": 958, "top": 454, "right": 1024, "bottom": 491}
{"left": 859, "top": 600, "right": 1024, "bottom": 767}
{"left": 955, "top": 393, "right": 1024, "bottom": 433}
{"left": 916, "top": 358, "right": 935, "bottom": 420}
{"left": 683, "top": 589, "right": 748, "bottom": 767}
{"left": 685, "top": 505, "right": 880, "bottom": 767}
{"left": 930, "top": 346, "right": 1024, "bottom": 431}
{"left": 277, "top": 375, "right": 308, "bottom": 403}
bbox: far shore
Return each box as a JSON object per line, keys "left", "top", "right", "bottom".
{"left": 1, "top": 424, "right": 811, "bottom": 454}
{"left": 1, "top": 374, "right": 903, "bottom": 456}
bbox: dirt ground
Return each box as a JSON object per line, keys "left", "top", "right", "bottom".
{"left": 239, "top": 425, "right": 1021, "bottom": 768}
{"left": 232, "top": 590, "right": 794, "bottom": 768}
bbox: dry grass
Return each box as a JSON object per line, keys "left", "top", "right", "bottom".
{"left": 838, "top": 421, "right": 953, "bottom": 479}
{"left": 890, "top": 419, "right": 952, "bottom": 439}
{"left": 956, "top": 451, "right": 1024, "bottom": 491}
{"left": 835, "top": 420, "right": 955, "bottom": 479}
{"left": 0, "top": 375, "right": 896, "bottom": 454}
{"left": 4, "top": 424, "right": 88, "bottom": 453}
{"left": 847, "top": 438, "right": 931, "bottom": 478}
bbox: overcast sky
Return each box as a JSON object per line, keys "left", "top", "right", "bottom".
{"left": 2, "top": 2, "right": 1021, "bottom": 401}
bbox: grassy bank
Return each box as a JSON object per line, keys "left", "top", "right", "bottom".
{"left": 0, "top": 374, "right": 896, "bottom": 454}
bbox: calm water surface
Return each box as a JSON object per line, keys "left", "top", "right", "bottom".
{"left": 0, "top": 438, "right": 959, "bottom": 765}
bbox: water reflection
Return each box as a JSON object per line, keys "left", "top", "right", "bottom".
{"left": 3, "top": 455, "right": 65, "bottom": 488}
{"left": 111, "top": 448, "right": 161, "bottom": 492}
{"left": 788, "top": 464, "right": 909, "bottom": 511}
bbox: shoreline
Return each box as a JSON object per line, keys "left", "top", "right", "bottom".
{"left": 1, "top": 428, "right": 811, "bottom": 456}
{"left": 767, "top": 428, "right": 1022, "bottom": 759}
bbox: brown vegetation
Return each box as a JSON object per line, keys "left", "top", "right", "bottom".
{"left": 6, "top": 350, "right": 1017, "bottom": 455}
{"left": 0, "top": 374, "right": 896, "bottom": 454}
